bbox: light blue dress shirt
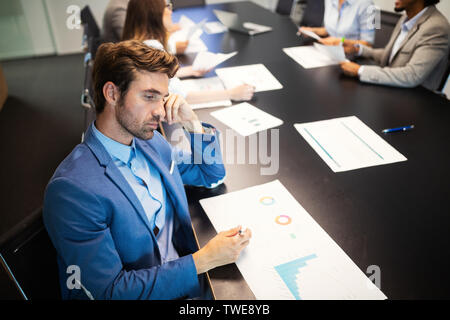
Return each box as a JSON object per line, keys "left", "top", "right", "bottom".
{"left": 324, "top": 0, "right": 376, "bottom": 44}
{"left": 92, "top": 123, "right": 179, "bottom": 264}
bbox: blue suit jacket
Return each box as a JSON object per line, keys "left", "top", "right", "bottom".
{"left": 43, "top": 123, "right": 225, "bottom": 299}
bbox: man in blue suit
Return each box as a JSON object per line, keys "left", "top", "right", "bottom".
{"left": 43, "top": 40, "right": 252, "bottom": 299}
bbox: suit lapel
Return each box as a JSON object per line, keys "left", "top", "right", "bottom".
{"left": 388, "top": 7, "right": 435, "bottom": 65}
{"left": 382, "top": 17, "right": 404, "bottom": 66}
{"left": 83, "top": 124, "right": 157, "bottom": 238}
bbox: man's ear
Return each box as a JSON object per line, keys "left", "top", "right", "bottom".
{"left": 103, "top": 81, "right": 120, "bottom": 107}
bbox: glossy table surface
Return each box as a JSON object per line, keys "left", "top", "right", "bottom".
{"left": 173, "top": 2, "right": 450, "bottom": 300}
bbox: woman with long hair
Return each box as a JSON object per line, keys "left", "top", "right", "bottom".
{"left": 122, "top": 0, "right": 254, "bottom": 104}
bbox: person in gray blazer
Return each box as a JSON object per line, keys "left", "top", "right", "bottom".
{"left": 102, "top": 0, "right": 129, "bottom": 43}
{"left": 340, "top": 0, "right": 449, "bottom": 92}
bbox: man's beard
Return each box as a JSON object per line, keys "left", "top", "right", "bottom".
{"left": 394, "top": 6, "right": 406, "bottom": 12}
{"left": 116, "top": 100, "right": 160, "bottom": 141}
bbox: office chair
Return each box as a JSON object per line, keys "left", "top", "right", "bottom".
{"left": 173, "top": 0, "right": 205, "bottom": 10}
{"left": 0, "top": 208, "right": 61, "bottom": 299}
{"left": 300, "top": 0, "right": 324, "bottom": 27}
{"left": 81, "top": 52, "right": 97, "bottom": 141}
{"left": 437, "top": 53, "right": 450, "bottom": 93}
{"left": 80, "top": 5, "right": 102, "bottom": 58}
{"left": 276, "top": 0, "right": 294, "bottom": 16}
{"left": 374, "top": 10, "right": 401, "bottom": 48}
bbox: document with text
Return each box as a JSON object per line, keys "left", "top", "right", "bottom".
{"left": 200, "top": 180, "right": 387, "bottom": 300}
{"left": 215, "top": 64, "right": 283, "bottom": 92}
{"left": 294, "top": 116, "right": 407, "bottom": 172}
{"left": 210, "top": 102, "right": 283, "bottom": 136}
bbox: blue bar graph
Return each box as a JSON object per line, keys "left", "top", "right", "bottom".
{"left": 274, "top": 254, "right": 318, "bottom": 300}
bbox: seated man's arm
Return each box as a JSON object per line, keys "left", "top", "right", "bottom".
{"left": 43, "top": 177, "right": 201, "bottom": 300}
{"left": 359, "top": 28, "right": 449, "bottom": 88}
{"left": 175, "top": 123, "right": 226, "bottom": 188}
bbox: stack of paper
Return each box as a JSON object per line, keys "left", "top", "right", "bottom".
{"left": 180, "top": 77, "right": 232, "bottom": 109}
{"left": 215, "top": 64, "right": 283, "bottom": 92}
{"left": 210, "top": 102, "right": 283, "bottom": 136}
{"left": 294, "top": 116, "right": 407, "bottom": 172}
{"left": 283, "top": 44, "right": 346, "bottom": 69}
{"left": 199, "top": 180, "right": 387, "bottom": 300}
{"left": 170, "top": 16, "right": 208, "bottom": 53}
{"left": 192, "top": 51, "right": 237, "bottom": 71}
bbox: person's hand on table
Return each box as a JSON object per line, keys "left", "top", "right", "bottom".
{"left": 340, "top": 61, "right": 361, "bottom": 77}
{"left": 192, "top": 226, "right": 252, "bottom": 274}
{"left": 227, "top": 84, "right": 255, "bottom": 101}
{"left": 318, "top": 36, "right": 342, "bottom": 46}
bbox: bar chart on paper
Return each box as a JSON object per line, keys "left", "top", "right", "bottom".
{"left": 274, "top": 254, "right": 318, "bottom": 300}
{"left": 199, "top": 180, "right": 387, "bottom": 300}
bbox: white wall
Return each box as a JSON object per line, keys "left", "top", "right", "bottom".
{"left": 44, "top": 0, "right": 109, "bottom": 55}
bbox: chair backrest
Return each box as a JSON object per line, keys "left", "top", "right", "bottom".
{"left": 173, "top": 0, "right": 205, "bottom": 10}
{"left": 276, "top": 0, "right": 294, "bottom": 16}
{"left": 81, "top": 52, "right": 97, "bottom": 135}
{"left": 80, "top": 5, "right": 102, "bottom": 58}
{"left": 438, "top": 53, "right": 450, "bottom": 93}
{"left": 374, "top": 10, "right": 401, "bottom": 48}
{"left": 300, "top": 0, "right": 324, "bottom": 27}
{"left": 80, "top": 5, "right": 100, "bottom": 39}
{"left": 0, "top": 209, "right": 61, "bottom": 299}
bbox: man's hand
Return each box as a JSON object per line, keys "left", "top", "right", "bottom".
{"left": 192, "top": 226, "right": 252, "bottom": 274}
{"left": 164, "top": 93, "right": 203, "bottom": 133}
{"left": 318, "top": 36, "right": 341, "bottom": 46}
{"left": 340, "top": 61, "right": 361, "bottom": 77}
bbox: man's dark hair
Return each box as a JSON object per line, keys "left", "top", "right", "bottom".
{"left": 424, "top": 0, "right": 440, "bottom": 6}
{"left": 92, "top": 40, "right": 179, "bottom": 114}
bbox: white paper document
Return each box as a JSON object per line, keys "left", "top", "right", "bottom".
{"left": 192, "top": 51, "right": 237, "bottom": 71}
{"left": 283, "top": 45, "right": 343, "bottom": 69}
{"left": 215, "top": 64, "right": 283, "bottom": 92}
{"left": 203, "top": 21, "right": 228, "bottom": 34}
{"left": 170, "top": 16, "right": 208, "bottom": 53}
{"left": 180, "top": 77, "right": 232, "bottom": 109}
{"left": 199, "top": 180, "right": 387, "bottom": 300}
{"left": 294, "top": 116, "right": 407, "bottom": 172}
{"left": 299, "top": 29, "right": 321, "bottom": 41}
{"left": 313, "top": 43, "right": 347, "bottom": 62}
{"left": 210, "top": 102, "right": 283, "bottom": 136}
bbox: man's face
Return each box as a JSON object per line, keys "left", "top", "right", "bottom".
{"left": 116, "top": 71, "right": 168, "bottom": 141}
{"left": 394, "top": 0, "right": 418, "bottom": 12}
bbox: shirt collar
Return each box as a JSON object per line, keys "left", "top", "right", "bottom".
{"left": 91, "top": 122, "right": 136, "bottom": 165}
{"left": 403, "top": 7, "right": 428, "bottom": 31}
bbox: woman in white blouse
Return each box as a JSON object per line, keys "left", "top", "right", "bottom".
{"left": 299, "top": 0, "right": 376, "bottom": 50}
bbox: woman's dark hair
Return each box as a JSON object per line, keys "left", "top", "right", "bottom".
{"left": 122, "top": 0, "right": 167, "bottom": 48}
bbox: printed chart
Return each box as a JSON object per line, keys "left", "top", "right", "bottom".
{"left": 199, "top": 180, "right": 387, "bottom": 300}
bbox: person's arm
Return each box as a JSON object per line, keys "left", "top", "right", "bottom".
{"left": 358, "top": 30, "right": 449, "bottom": 88}
{"left": 43, "top": 177, "right": 201, "bottom": 300}
{"left": 163, "top": 94, "right": 226, "bottom": 188}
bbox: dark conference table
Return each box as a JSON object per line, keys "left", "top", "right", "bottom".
{"left": 173, "top": 2, "right": 450, "bottom": 300}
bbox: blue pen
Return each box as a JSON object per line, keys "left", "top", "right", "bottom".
{"left": 382, "top": 125, "right": 415, "bottom": 134}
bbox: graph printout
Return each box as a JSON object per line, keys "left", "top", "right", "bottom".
{"left": 295, "top": 116, "right": 407, "bottom": 172}
{"left": 210, "top": 102, "right": 283, "bottom": 136}
{"left": 199, "top": 180, "right": 387, "bottom": 300}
